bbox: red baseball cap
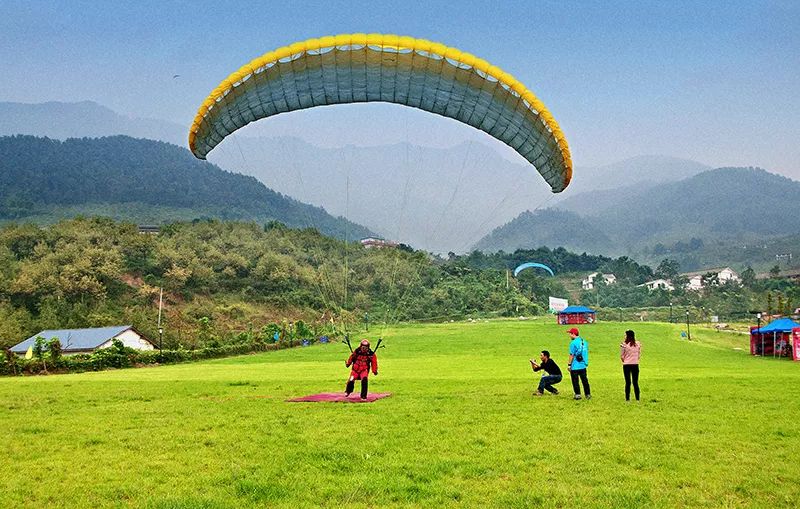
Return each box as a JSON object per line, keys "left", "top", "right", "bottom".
{"left": 567, "top": 328, "right": 579, "bottom": 336}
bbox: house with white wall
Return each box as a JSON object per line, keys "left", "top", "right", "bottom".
{"left": 640, "top": 279, "right": 675, "bottom": 291}
{"left": 582, "top": 272, "right": 617, "bottom": 290}
{"left": 10, "top": 326, "right": 155, "bottom": 355}
{"left": 680, "top": 267, "right": 741, "bottom": 291}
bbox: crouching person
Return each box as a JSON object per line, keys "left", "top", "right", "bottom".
{"left": 345, "top": 339, "right": 378, "bottom": 400}
{"left": 530, "top": 350, "right": 562, "bottom": 396}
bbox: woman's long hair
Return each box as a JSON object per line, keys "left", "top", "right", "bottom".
{"left": 625, "top": 330, "right": 636, "bottom": 347}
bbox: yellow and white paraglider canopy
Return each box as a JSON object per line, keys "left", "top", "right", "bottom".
{"left": 189, "top": 33, "right": 573, "bottom": 193}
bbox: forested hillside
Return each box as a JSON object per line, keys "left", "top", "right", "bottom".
{"left": 0, "top": 135, "right": 371, "bottom": 240}
{"left": 3, "top": 218, "right": 795, "bottom": 351}
{"left": 0, "top": 218, "right": 538, "bottom": 349}
{"left": 476, "top": 167, "right": 800, "bottom": 270}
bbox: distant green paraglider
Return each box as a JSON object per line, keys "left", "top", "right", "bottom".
{"left": 513, "top": 262, "right": 555, "bottom": 277}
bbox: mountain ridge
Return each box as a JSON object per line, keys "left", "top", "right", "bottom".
{"left": 475, "top": 166, "right": 800, "bottom": 270}
{"left": 0, "top": 135, "right": 373, "bottom": 240}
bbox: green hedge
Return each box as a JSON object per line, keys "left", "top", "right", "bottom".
{"left": 1, "top": 338, "right": 313, "bottom": 376}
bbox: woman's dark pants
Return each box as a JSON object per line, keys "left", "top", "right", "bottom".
{"left": 623, "top": 364, "right": 640, "bottom": 401}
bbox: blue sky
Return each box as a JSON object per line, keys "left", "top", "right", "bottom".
{"left": 2, "top": 0, "right": 798, "bottom": 177}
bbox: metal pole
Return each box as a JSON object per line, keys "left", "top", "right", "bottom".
{"left": 686, "top": 310, "right": 691, "bottom": 341}
{"left": 157, "top": 288, "right": 164, "bottom": 358}
{"left": 757, "top": 313, "right": 762, "bottom": 355}
{"left": 670, "top": 302, "right": 673, "bottom": 323}
{"left": 773, "top": 331, "right": 777, "bottom": 359}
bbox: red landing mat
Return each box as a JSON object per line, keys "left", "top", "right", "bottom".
{"left": 287, "top": 392, "right": 392, "bottom": 403}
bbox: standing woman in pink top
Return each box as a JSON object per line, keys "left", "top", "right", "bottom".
{"left": 620, "top": 330, "right": 642, "bottom": 401}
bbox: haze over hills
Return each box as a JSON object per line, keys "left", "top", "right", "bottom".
{"left": 0, "top": 135, "right": 373, "bottom": 240}
{"left": 0, "top": 101, "right": 186, "bottom": 146}
{"left": 553, "top": 156, "right": 712, "bottom": 216}
{"left": 208, "top": 135, "right": 554, "bottom": 253}
{"left": 475, "top": 167, "right": 800, "bottom": 271}
{"left": 0, "top": 101, "right": 722, "bottom": 253}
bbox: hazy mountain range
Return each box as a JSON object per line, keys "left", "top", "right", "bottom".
{"left": 0, "top": 101, "right": 718, "bottom": 254}
{"left": 2, "top": 100, "right": 798, "bottom": 270}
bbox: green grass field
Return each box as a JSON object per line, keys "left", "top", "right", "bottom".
{"left": 2, "top": 320, "right": 798, "bottom": 508}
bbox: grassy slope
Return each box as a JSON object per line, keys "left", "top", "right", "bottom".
{"left": 1, "top": 321, "right": 798, "bottom": 508}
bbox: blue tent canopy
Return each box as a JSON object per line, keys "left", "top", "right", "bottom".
{"left": 560, "top": 305, "right": 596, "bottom": 314}
{"left": 753, "top": 318, "right": 800, "bottom": 334}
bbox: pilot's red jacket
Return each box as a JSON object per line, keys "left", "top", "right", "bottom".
{"left": 346, "top": 348, "right": 378, "bottom": 380}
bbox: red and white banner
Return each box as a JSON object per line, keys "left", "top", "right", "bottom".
{"left": 549, "top": 297, "right": 568, "bottom": 313}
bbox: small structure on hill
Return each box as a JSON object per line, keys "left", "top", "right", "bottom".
{"left": 558, "top": 305, "right": 597, "bottom": 325}
{"left": 749, "top": 318, "right": 800, "bottom": 360}
{"left": 360, "top": 237, "right": 397, "bottom": 249}
{"left": 10, "top": 326, "right": 154, "bottom": 355}
{"left": 581, "top": 272, "right": 616, "bottom": 290}
{"left": 640, "top": 279, "right": 675, "bottom": 291}
{"left": 138, "top": 225, "right": 161, "bottom": 235}
{"left": 755, "top": 268, "right": 800, "bottom": 282}
{"left": 681, "top": 267, "right": 740, "bottom": 291}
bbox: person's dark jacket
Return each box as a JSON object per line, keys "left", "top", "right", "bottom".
{"left": 533, "top": 358, "right": 562, "bottom": 376}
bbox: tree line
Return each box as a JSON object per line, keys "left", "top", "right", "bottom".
{"left": 1, "top": 218, "right": 796, "bottom": 351}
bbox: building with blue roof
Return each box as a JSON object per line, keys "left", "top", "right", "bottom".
{"left": 10, "top": 326, "right": 154, "bottom": 355}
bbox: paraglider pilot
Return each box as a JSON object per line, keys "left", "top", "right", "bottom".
{"left": 345, "top": 339, "right": 378, "bottom": 400}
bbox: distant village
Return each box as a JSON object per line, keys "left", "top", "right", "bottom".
{"left": 583, "top": 267, "right": 800, "bottom": 292}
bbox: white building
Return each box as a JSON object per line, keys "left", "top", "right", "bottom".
{"left": 10, "top": 326, "right": 155, "bottom": 355}
{"left": 686, "top": 274, "right": 704, "bottom": 291}
{"left": 582, "top": 272, "right": 617, "bottom": 290}
{"left": 360, "top": 237, "right": 398, "bottom": 249}
{"left": 681, "top": 267, "right": 741, "bottom": 291}
{"left": 640, "top": 279, "right": 675, "bottom": 291}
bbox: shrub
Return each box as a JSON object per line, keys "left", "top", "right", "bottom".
{"left": 47, "top": 338, "right": 63, "bottom": 368}
{"left": 2, "top": 349, "right": 18, "bottom": 375}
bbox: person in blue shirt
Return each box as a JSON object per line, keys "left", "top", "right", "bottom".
{"left": 567, "top": 327, "right": 591, "bottom": 400}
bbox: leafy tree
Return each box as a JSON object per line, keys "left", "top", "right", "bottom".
{"left": 740, "top": 266, "right": 756, "bottom": 288}
{"left": 47, "top": 338, "right": 63, "bottom": 367}
{"left": 33, "top": 335, "right": 49, "bottom": 373}
{"left": 655, "top": 259, "right": 681, "bottom": 281}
